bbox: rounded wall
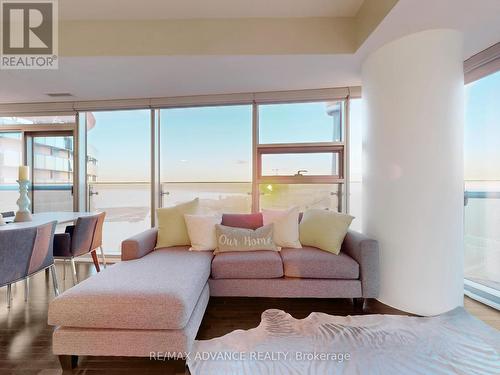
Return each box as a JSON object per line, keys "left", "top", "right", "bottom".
{"left": 361, "top": 29, "right": 465, "bottom": 316}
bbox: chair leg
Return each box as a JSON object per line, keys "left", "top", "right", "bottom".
{"left": 100, "top": 246, "right": 107, "bottom": 269}
{"left": 70, "top": 258, "right": 78, "bottom": 285}
{"left": 63, "top": 259, "right": 66, "bottom": 281}
{"left": 50, "top": 265, "right": 60, "bottom": 296}
{"left": 6, "top": 284, "right": 12, "bottom": 309}
{"left": 59, "top": 355, "right": 78, "bottom": 370}
{"left": 91, "top": 250, "right": 101, "bottom": 273}
{"left": 24, "top": 278, "right": 29, "bottom": 302}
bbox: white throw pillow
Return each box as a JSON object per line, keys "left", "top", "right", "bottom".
{"left": 184, "top": 214, "right": 222, "bottom": 251}
{"left": 262, "top": 207, "right": 302, "bottom": 248}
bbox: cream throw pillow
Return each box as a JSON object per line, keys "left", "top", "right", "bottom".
{"left": 184, "top": 214, "right": 221, "bottom": 251}
{"left": 156, "top": 198, "right": 200, "bottom": 248}
{"left": 215, "top": 224, "right": 279, "bottom": 253}
{"left": 262, "top": 207, "right": 302, "bottom": 248}
{"left": 299, "top": 209, "right": 354, "bottom": 255}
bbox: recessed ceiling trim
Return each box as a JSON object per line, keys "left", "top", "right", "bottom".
{"left": 0, "top": 86, "right": 360, "bottom": 115}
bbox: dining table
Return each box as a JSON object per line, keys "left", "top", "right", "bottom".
{"left": 0, "top": 211, "right": 96, "bottom": 231}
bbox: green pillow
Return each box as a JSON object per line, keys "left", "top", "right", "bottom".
{"left": 156, "top": 198, "right": 200, "bottom": 248}
{"left": 299, "top": 209, "right": 354, "bottom": 255}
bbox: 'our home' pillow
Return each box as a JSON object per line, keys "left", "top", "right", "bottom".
{"left": 214, "top": 224, "right": 279, "bottom": 253}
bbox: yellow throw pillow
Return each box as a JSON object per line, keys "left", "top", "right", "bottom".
{"left": 299, "top": 209, "right": 354, "bottom": 255}
{"left": 156, "top": 198, "right": 200, "bottom": 248}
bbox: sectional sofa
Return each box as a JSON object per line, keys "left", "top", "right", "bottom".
{"left": 48, "top": 216, "right": 379, "bottom": 371}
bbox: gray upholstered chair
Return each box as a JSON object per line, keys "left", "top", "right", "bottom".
{"left": 53, "top": 214, "right": 99, "bottom": 284}
{"left": 0, "top": 221, "right": 59, "bottom": 308}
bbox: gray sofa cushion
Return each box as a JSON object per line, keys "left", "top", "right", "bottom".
{"left": 48, "top": 247, "right": 213, "bottom": 330}
{"left": 281, "top": 246, "right": 359, "bottom": 279}
{"left": 211, "top": 251, "right": 283, "bottom": 279}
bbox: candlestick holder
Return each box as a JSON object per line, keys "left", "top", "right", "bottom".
{"left": 14, "top": 179, "right": 32, "bottom": 222}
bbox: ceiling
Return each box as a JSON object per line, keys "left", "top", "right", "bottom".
{"left": 0, "top": 55, "right": 361, "bottom": 103}
{"left": 59, "top": 0, "right": 365, "bottom": 20}
{"left": 0, "top": 0, "right": 499, "bottom": 104}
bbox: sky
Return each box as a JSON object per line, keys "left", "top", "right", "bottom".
{"left": 464, "top": 71, "right": 500, "bottom": 180}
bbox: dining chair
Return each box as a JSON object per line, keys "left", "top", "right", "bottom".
{"left": 90, "top": 212, "right": 107, "bottom": 269}
{"left": 1, "top": 221, "right": 59, "bottom": 308}
{"left": 53, "top": 215, "right": 99, "bottom": 285}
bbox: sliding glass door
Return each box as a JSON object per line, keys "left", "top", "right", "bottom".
{"left": 86, "top": 110, "right": 151, "bottom": 254}
{"left": 464, "top": 71, "right": 500, "bottom": 309}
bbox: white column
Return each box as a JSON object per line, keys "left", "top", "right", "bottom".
{"left": 361, "top": 29, "right": 465, "bottom": 316}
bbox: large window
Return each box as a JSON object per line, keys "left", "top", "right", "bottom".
{"left": 257, "top": 101, "right": 345, "bottom": 212}
{"left": 86, "top": 110, "right": 151, "bottom": 255}
{"left": 464, "top": 70, "right": 500, "bottom": 308}
{"left": 160, "top": 105, "right": 252, "bottom": 213}
{"left": 0, "top": 90, "right": 355, "bottom": 257}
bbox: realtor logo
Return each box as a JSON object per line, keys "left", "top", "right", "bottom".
{"left": 1, "top": 0, "right": 58, "bottom": 69}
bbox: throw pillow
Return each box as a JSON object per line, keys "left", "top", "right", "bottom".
{"left": 184, "top": 214, "right": 221, "bottom": 251}
{"left": 299, "top": 209, "right": 354, "bottom": 255}
{"left": 262, "top": 207, "right": 302, "bottom": 248}
{"left": 156, "top": 198, "right": 200, "bottom": 248}
{"left": 221, "top": 213, "right": 263, "bottom": 229}
{"left": 215, "top": 224, "right": 279, "bottom": 253}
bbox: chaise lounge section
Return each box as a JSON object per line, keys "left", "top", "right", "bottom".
{"left": 48, "top": 227, "right": 379, "bottom": 370}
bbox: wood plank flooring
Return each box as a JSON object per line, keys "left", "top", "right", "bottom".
{"left": 0, "top": 262, "right": 498, "bottom": 374}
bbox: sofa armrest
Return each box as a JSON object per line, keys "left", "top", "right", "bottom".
{"left": 121, "top": 228, "right": 158, "bottom": 261}
{"left": 342, "top": 230, "right": 380, "bottom": 298}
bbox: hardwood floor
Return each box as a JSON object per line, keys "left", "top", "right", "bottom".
{"left": 464, "top": 295, "right": 500, "bottom": 330}
{"left": 0, "top": 262, "right": 498, "bottom": 374}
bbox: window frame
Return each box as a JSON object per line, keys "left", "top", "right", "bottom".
{"left": 256, "top": 143, "right": 344, "bottom": 184}
{"left": 253, "top": 100, "right": 348, "bottom": 212}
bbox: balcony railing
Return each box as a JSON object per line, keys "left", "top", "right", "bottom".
{"left": 464, "top": 190, "right": 500, "bottom": 310}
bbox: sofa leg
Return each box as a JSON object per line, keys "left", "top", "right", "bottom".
{"left": 171, "top": 358, "right": 188, "bottom": 374}
{"left": 353, "top": 298, "right": 365, "bottom": 311}
{"left": 59, "top": 355, "right": 78, "bottom": 371}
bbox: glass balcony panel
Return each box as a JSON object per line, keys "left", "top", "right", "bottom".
{"left": 259, "top": 101, "right": 343, "bottom": 144}
{"left": 161, "top": 182, "right": 252, "bottom": 214}
{"left": 464, "top": 187, "right": 500, "bottom": 290}
{"left": 89, "top": 182, "right": 151, "bottom": 255}
{"left": 33, "top": 187, "right": 73, "bottom": 212}
{"left": 259, "top": 184, "right": 341, "bottom": 212}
